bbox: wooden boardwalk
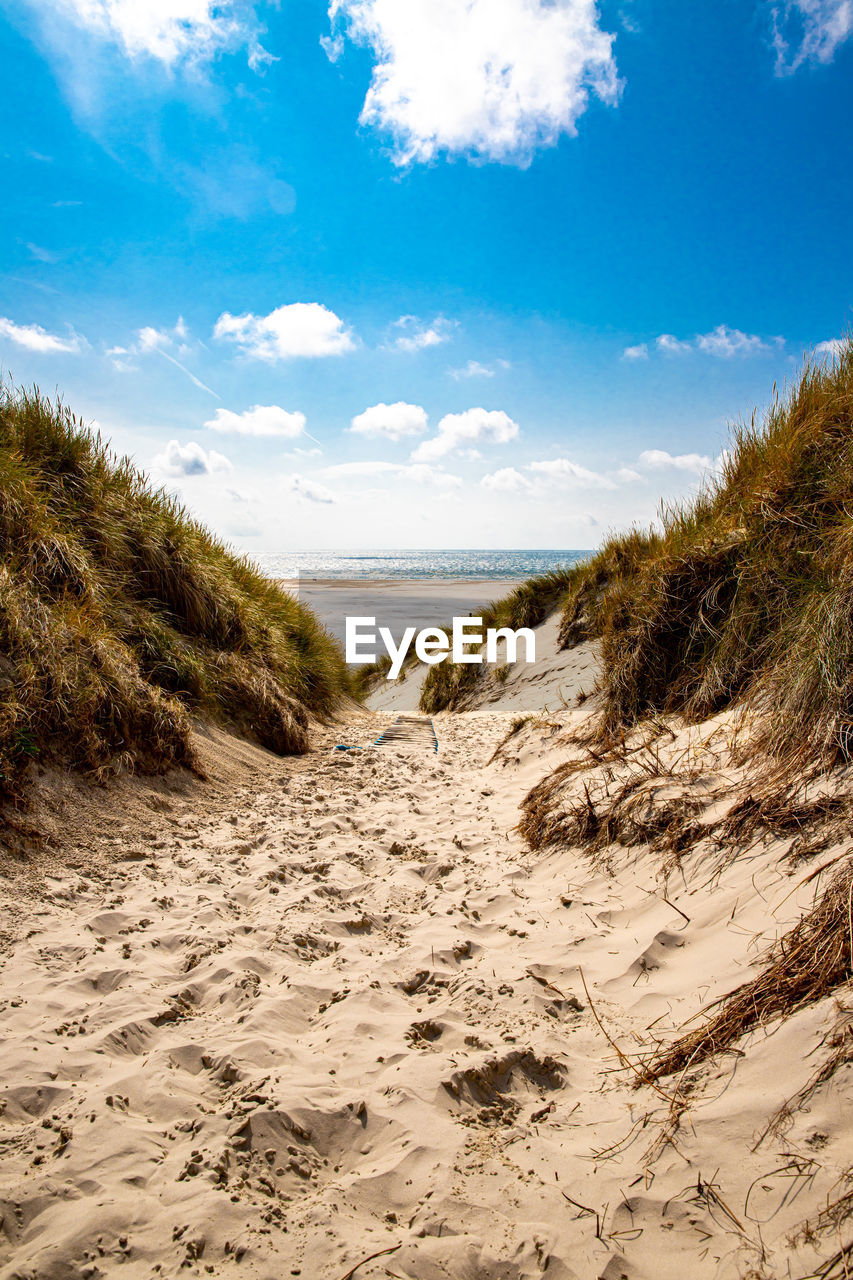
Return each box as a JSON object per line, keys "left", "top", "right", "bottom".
{"left": 372, "top": 715, "right": 438, "bottom": 752}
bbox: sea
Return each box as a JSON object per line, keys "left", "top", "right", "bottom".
{"left": 253, "top": 549, "right": 590, "bottom": 581}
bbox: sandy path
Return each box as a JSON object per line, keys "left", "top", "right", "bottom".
{"left": 1, "top": 708, "right": 851, "bottom": 1279}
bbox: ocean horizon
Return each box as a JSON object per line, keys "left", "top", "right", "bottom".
{"left": 253, "top": 548, "right": 591, "bottom": 581}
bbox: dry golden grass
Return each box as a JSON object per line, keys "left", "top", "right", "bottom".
{"left": 0, "top": 384, "right": 350, "bottom": 801}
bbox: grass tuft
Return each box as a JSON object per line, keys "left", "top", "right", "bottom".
{"left": 0, "top": 384, "right": 350, "bottom": 799}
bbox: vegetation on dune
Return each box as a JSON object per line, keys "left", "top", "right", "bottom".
{"left": 427, "top": 338, "right": 853, "bottom": 776}
{"left": 515, "top": 339, "right": 853, "bottom": 1077}
{"left": 418, "top": 566, "right": 585, "bottom": 712}
{"left": 0, "top": 385, "right": 351, "bottom": 800}
{"left": 597, "top": 339, "right": 853, "bottom": 769}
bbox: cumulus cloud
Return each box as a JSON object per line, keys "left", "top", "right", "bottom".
{"left": 621, "top": 342, "right": 648, "bottom": 361}
{"left": 449, "top": 360, "right": 495, "bottom": 379}
{"left": 412, "top": 407, "right": 519, "bottom": 462}
{"left": 323, "top": 460, "right": 462, "bottom": 488}
{"left": 0, "top": 315, "right": 81, "bottom": 354}
{"left": 527, "top": 457, "right": 616, "bottom": 488}
{"left": 349, "top": 401, "right": 429, "bottom": 441}
{"left": 481, "top": 466, "right": 532, "bottom": 492}
{"left": 213, "top": 303, "right": 355, "bottom": 361}
{"left": 283, "top": 474, "right": 337, "bottom": 504}
{"left": 153, "top": 439, "right": 232, "bottom": 477}
{"left": 390, "top": 315, "right": 454, "bottom": 353}
{"left": 205, "top": 405, "right": 307, "bottom": 438}
{"left": 638, "top": 449, "right": 713, "bottom": 474}
{"left": 771, "top": 0, "right": 853, "bottom": 73}
{"left": 46, "top": 0, "right": 270, "bottom": 70}
{"left": 329, "top": 0, "right": 620, "bottom": 165}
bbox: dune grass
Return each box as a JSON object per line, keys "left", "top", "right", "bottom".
{"left": 418, "top": 565, "right": 586, "bottom": 712}
{"left": 0, "top": 385, "right": 351, "bottom": 800}
{"left": 514, "top": 339, "right": 853, "bottom": 1076}
{"left": 597, "top": 339, "right": 853, "bottom": 770}
{"left": 425, "top": 338, "right": 853, "bottom": 774}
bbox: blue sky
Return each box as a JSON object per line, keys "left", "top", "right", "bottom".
{"left": 1, "top": 0, "right": 851, "bottom": 551}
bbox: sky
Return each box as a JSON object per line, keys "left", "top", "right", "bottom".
{"left": 1, "top": 0, "right": 851, "bottom": 552}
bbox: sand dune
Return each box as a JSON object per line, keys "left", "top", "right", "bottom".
{"left": 1, "top": 620, "right": 852, "bottom": 1278}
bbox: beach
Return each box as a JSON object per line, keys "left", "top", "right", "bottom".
{"left": 279, "top": 577, "right": 527, "bottom": 649}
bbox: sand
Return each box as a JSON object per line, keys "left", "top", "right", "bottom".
{"left": 1, "top": 611, "right": 852, "bottom": 1279}
{"left": 279, "top": 577, "right": 525, "bottom": 649}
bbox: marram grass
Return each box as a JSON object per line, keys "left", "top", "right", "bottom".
{"left": 0, "top": 384, "right": 350, "bottom": 799}
{"left": 423, "top": 337, "right": 853, "bottom": 777}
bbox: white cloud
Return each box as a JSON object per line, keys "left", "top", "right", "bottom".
{"left": 214, "top": 303, "right": 355, "bottom": 360}
{"left": 47, "top": 0, "right": 267, "bottom": 70}
{"left": 527, "top": 457, "right": 616, "bottom": 488}
{"left": 329, "top": 0, "right": 620, "bottom": 165}
{"left": 412, "top": 407, "right": 519, "bottom": 462}
{"left": 621, "top": 342, "right": 648, "bottom": 361}
{"left": 153, "top": 439, "right": 232, "bottom": 477}
{"left": 320, "top": 31, "right": 345, "bottom": 61}
{"left": 0, "top": 315, "right": 81, "bottom": 354}
{"left": 323, "top": 460, "right": 462, "bottom": 487}
{"left": 282, "top": 474, "right": 337, "bottom": 504}
{"left": 638, "top": 449, "right": 713, "bottom": 474}
{"left": 814, "top": 337, "right": 846, "bottom": 358}
{"left": 349, "top": 401, "right": 429, "bottom": 441}
{"left": 656, "top": 333, "right": 693, "bottom": 355}
{"left": 109, "top": 319, "right": 219, "bottom": 396}
{"left": 695, "top": 325, "right": 769, "bottom": 357}
{"left": 205, "top": 405, "right": 307, "bottom": 438}
{"left": 481, "top": 466, "right": 531, "bottom": 492}
{"left": 772, "top": 0, "right": 853, "bottom": 73}
{"left": 450, "top": 359, "right": 495, "bottom": 379}
{"left": 137, "top": 324, "right": 171, "bottom": 352}
{"left": 656, "top": 326, "right": 775, "bottom": 357}
{"left": 390, "top": 314, "right": 454, "bottom": 352}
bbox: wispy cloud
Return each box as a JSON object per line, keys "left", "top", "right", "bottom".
{"left": 0, "top": 315, "right": 82, "bottom": 354}
{"left": 638, "top": 448, "right": 713, "bottom": 474}
{"left": 771, "top": 0, "right": 853, "bottom": 73}
{"left": 205, "top": 405, "right": 308, "bottom": 438}
{"left": 328, "top": 0, "right": 620, "bottom": 165}
{"left": 412, "top": 407, "right": 519, "bottom": 462}
{"left": 695, "top": 325, "right": 771, "bottom": 357}
{"left": 527, "top": 457, "right": 617, "bottom": 489}
{"left": 349, "top": 401, "right": 429, "bottom": 441}
{"left": 449, "top": 359, "right": 496, "bottom": 379}
{"left": 621, "top": 342, "right": 648, "bottom": 361}
{"left": 41, "top": 0, "right": 270, "bottom": 70}
{"left": 389, "top": 314, "right": 455, "bottom": 353}
{"left": 214, "top": 303, "right": 355, "bottom": 361}
{"left": 656, "top": 333, "right": 693, "bottom": 355}
{"left": 653, "top": 325, "right": 778, "bottom": 357}
{"left": 153, "top": 439, "right": 232, "bottom": 477}
{"left": 113, "top": 318, "right": 219, "bottom": 397}
{"left": 26, "top": 242, "right": 61, "bottom": 264}
{"left": 282, "top": 474, "right": 337, "bottom": 504}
